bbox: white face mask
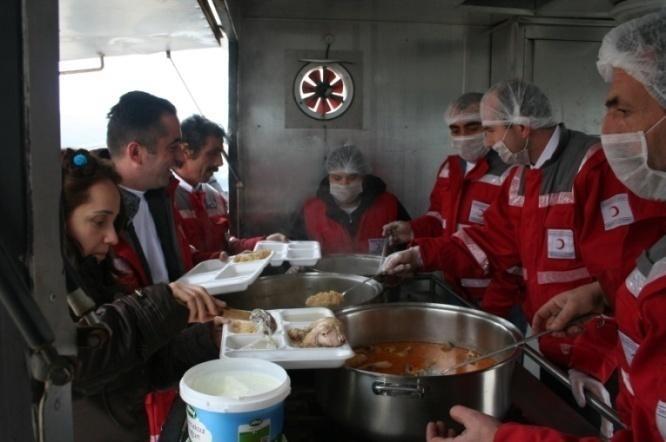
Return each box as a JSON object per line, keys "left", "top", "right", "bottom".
{"left": 601, "top": 115, "right": 666, "bottom": 201}
{"left": 451, "top": 133, "right": 489, "bottom": 162}
{"left": 330, "top": 181, "right": 363, "bottom": 204}
{"left": 492, "top": 126, "right": 530, "bottom": 165}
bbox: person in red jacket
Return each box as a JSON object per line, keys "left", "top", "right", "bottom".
{"left": 384, "top": 79, "right": 622, "bottom": 434}
{"left": 419, "top": 10, "right": 666, "bottom": 442}
{"left": 383, "top": 92, "right": 524, "bottom": 316}
{"left": 291, "top": 144, "right": 410, "bottom": 255}
{"left": 172, "top": 115, "right": 286, "bottom": 264}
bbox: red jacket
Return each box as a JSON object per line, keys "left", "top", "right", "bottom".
{"left": 294, "top": 175, "right": 410, "bottom": 255}
{"left": 573, "top": 148, "right": 666, "bottom": 302}
{"left": 495, "top": 229, "right": 666, "bottom": 442}
{"left": 112, "top": 178, "right": 193, "bottom": 291}
{"left": 172, "top": 180, "right": 263, "bottom": 264}
{"left": 415, "top": 126, "right": 617, "bottom": 380}
{"left": 410, "top": 151, "right": 524, "bottom": 313}
{"left": 492, "top": 153, "right": 666, "bottom": 442}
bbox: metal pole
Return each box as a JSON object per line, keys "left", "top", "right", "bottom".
{"left": 522, "top": 345, "right": 625, "bottom": 429}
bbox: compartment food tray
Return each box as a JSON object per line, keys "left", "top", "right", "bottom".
{"left": 254, "top": 240, "right": 321, "bottom": 267}
{"left": 177, "top": 251, "right": 273, "bottom": 295}
{"left": 220, "top": 307, "right": 353, "bottom": 369}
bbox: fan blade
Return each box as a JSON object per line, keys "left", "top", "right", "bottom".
{"left": 323, "top": 67, "right": 336, "bottom": 85}
{"left": 327, "top": 98, "right": 341, "bottom": 112}
{"left": 314, "top": 98, "right": 327, "bottom": 115}
{"left": 330, "top": 93, "right": 345, "bottom": 103}
{"left": 302, "top": 82, "right": 317, "bottom": 94}
{"left": 304, "top": 96, "right": 318, "bottom": 109}
{"left": 307, "top": 69, "right": 322, "bottom": 85}
{"left": 330, "top": 80, "right": 344, "bottom": 94}
{"left": 321, "top": 99, "right": 332, "bottom": 114}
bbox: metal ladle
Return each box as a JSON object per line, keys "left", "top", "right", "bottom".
{"left": 340, "top": 271, "right": 385, "bottom": 297}
{"left": 437, "top": 328, "right": 555, "bottom": 375}
{"left": 435, "top": 314, "right": 601, "bottom": 376}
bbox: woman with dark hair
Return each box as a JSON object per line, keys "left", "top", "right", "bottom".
{"left": 61, "top": 148, "right": 225, "bottom": 441}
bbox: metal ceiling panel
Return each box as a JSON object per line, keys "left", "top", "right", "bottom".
{"left": 60, "top": 0, "right": 219, "bottom": 61}
{"left": 240, "top": 0, "right": 503, "bottom": 26}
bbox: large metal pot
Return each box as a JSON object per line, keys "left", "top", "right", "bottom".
{"left": 313, "top": 254, "right": 403, "bottom": 302}
{"left": 316, "top": 303, "right": 522, "bottom": 441}
{"left": 217, "top": 272, "right": 383, "bottom": 310}
{"left": 313, "top": 254, "right": 383, "bottom": 276}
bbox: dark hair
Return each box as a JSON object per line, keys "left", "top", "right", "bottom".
{"left": 181, "top": 115, "right": 226, "bottom": 157}
{"left": 61, "top": 148, "right": 121, "bottom": 219}
{"left": 61, "top": 148, "right": 124, "bottom": 304}
{"left": 106, "top": 91, "right": 177, "bottom": 157}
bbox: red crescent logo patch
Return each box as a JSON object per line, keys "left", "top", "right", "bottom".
{"left": 611, "top": 205, "right": 620, "bottom": 217}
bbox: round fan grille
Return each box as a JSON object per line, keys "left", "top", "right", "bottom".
{"left": 294, "top": 63, "right": 354, "bottom": 120}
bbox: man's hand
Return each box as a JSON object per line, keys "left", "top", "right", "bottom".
{"left": 532, "top": 281, "right": 606, "bottom": 334}
{"left": 265, "top": 233, "right": 288, "bottom": 242}
{"left": 218, "top": 251, "right": 229, "bottom": 261}
{"left": 382, "top": 221, "right": 414, "bottom": 245}
{"left": 168, "top": 282, "right": 227, "bottom": 323}
{"left": 425, "top": 406, "right": 500, "bottom": 442}
{"left": 381, "top": 246, "right": 423, "bottom": 276}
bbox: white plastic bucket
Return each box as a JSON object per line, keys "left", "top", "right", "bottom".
{"left": 180, "top": 358, "right": 290, "bottom": 442}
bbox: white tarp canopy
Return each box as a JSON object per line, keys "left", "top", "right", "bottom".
{"left": 60, "top": 0, "right": 219, "bottom": 61}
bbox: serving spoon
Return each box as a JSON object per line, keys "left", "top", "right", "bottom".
{"left": 432, "top": 314, "right": 602, "bottom": 376}
{"left": 435, "top": 328, "right": 555, "bottom": 375}
{"left": 340, "top": 271, "right": 385, "bottom": 297}
{"left": 221, "top": 307, "right": 278, "bottom": 334}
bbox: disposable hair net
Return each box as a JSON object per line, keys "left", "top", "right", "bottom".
{"left": 597, "top": 10, "right": 666, "bottom": 108}
{"left": 481, "top": 79, "right": 556, "bottom": 129}
{"left": 444, "top": 92, "right": 483, "bottom": 125}
{"left": 325, "top": 144, "right": 371, "bottom": 175}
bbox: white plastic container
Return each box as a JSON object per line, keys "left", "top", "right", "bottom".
{"left": 177, "top": 251, "right": 273, "bottom": 295}
{"left": 254, "top": 241, "right": 321, "bottom": 267}
{"left": 221, "top": 308, "right": 354, "bottom": 369}
{"left": 180, "top": 358, "right": 290, "bottom": 442}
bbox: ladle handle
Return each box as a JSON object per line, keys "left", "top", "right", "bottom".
{"left": 342, "top": 272, "right": 383, "bottom": 296}
{"left": 441, "top": 329, "right": 554, "bottom": 374}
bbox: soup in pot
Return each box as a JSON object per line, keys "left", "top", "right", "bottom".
{"left": 346, "top": 341, "right": 496, "bottom": 376}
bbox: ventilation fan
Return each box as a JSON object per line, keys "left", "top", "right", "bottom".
{"left": 293, "top": 62, "right": 354, "bottom": 120}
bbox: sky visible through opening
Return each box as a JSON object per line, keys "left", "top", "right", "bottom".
{"left": 59, "top": 44, "right": 230, "bottom": 192}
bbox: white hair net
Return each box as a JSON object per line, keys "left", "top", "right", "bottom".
{"left": 597, "top": 10, "right": 666, "bottom": 108}
{"left": 325, "top": 144, "right": 371, "bottom": 175}
{"left": 481, "top": 79, "right": 556, "bottom": 129}
{"left": 444, "top": 92, "right": 483, "bottom": 125}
